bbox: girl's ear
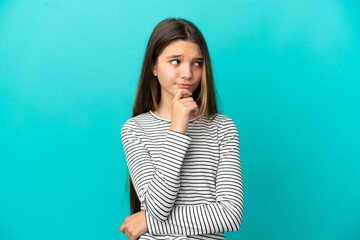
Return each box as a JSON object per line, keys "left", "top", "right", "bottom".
{"left": 151, "top": 63, "right": 157, "bottom": 76}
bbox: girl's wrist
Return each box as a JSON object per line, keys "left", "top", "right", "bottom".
{"left": 170, "top": 126, "right": 186, "bottom": 134}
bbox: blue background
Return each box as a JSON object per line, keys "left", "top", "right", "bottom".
{"left": 1, "top": 0, "right": 359, "bottom": 239}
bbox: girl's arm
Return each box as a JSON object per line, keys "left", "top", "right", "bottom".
{"left": 145, "top": 118, "right": 244, "bottom": 235}
{"left": 121, "top": 118, "right": 191, "bottom": 222}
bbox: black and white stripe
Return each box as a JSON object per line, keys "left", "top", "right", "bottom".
{"left": 121, "top": 111, "right": 243, "bottom": 240}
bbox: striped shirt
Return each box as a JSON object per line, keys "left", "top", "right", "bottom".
{"left": 120, "top": 110, "right": 243, "bottom": 239}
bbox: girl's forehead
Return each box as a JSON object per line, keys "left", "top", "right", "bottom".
{"left": 161, "top": 40, "right": 202, "bottom": 57}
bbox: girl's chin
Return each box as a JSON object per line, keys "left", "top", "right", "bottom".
{"left": 176, "top": 87, "right": 193, "bottom": 93}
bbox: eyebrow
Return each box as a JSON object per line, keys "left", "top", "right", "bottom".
{"left": 166, "top": 54, "right": 203, "bottom": 60}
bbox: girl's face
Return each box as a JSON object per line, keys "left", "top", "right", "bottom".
{"left": 152, "top": 40, "right": 203, "bottom": 100}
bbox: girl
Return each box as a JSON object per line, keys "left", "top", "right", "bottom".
{"left": 120, "top": 18, "right": 243, "bottom": 240}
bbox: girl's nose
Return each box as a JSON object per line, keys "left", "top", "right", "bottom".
{"left": 180, "top": 64, "right": 192, "bottom": 79}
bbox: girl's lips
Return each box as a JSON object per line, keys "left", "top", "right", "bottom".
{"left": 178, "top": 84, "right": 191, "bottom": 89}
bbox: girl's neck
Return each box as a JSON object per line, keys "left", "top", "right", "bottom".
{"left": 153, "top": 91, "right": 173, "bottom": 120}
{"left": 153, "top": 102, "right": 172, "bottom": 120}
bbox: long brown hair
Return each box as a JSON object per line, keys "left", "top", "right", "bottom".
{"left": 128, "top": 17, "right": 219, "bottom": 214}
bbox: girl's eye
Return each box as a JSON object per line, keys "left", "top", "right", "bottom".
{"left": 170, "top": 60, "right": 180, "bottom": 64}
{"left": 195, "top": 61, "right": 203, "bottom": 67}
{"left": 170, "top": 60, "right": 203, "bottom": 67}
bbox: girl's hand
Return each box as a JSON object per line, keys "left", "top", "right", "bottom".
{"left": 119, "top": 210, "right": 147, "bottom": 240}
{"left": 170, "top": 88, "right": 199, "bottom": 134}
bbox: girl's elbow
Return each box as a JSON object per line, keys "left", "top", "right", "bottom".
{"left": 234, "top": 211, "right": 243, "bottom": 231}
{"left": 229, "top": 208, "right": 243, "bottom": 232}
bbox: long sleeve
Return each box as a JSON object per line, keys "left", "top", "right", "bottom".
{"left": 145, "top": 118, "right": 243, "bottom": 235}
{"left": 121, "top": 119, "right": 192, "bottom": 221}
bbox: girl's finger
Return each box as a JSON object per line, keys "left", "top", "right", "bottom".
{"left": 173, "top": 88, "right": 192, "bottom": 101}
{"left": 179, "top": 97, "right": 195, "bottom": 103}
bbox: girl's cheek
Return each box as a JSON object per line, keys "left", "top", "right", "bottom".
{"left": 194, "top": 70, "right": 202, "bottom": 80}
{"left": 167, "top": 70, "right": 178, "bottom": 78}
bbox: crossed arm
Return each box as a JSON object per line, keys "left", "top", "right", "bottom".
{"left": 121, "top": 117, "right": 243, "bottom": 236}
